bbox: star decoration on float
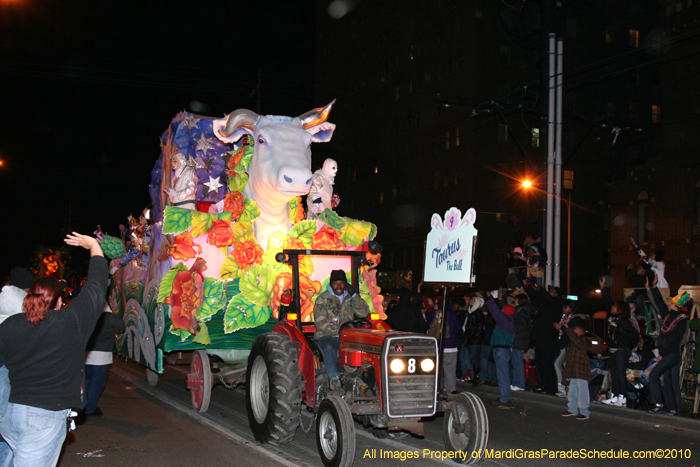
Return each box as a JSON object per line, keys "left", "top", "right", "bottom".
{"left": 194, "top": 157, "right": 206, "bottom": 170}
{"left": 203, "top": 175, "right": 224, "bottom": 194}
{"left": 195, "top": 134, "right": 215, "bottom": 153}
{"left": 181, "top": 113, "right": 201, "bottom": 130}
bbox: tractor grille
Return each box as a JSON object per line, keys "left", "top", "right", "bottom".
{"left": 383, "top": 336, "right": 438, "bottom": 418}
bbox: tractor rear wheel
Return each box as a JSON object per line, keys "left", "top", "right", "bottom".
{"left": 246, "top": 332, "right": 302, "bottom": 445}
{"left": 443, "top": 392, "right": 489, "bottom": 464}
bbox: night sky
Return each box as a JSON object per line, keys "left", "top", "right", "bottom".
{"left": 0, "top": 0, "right": 317, "bottom": 273}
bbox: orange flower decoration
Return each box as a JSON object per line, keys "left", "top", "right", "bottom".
{"left": 207, "top": 220, "right": 234, "bottom": 248}
{"left": 311, "top": 225, "right": 345, "bottom": 250}
{"left": 293, "top": 198, "right": 305, "bottom": 223}
{"left": 167, "top": 232, "right": 202, "bottom": 261}
{"left": 270, "top": 272, "right": 321, "bottom": 321}
{"left": 232, "top": 240, "right": 264, "bottom": 270}
{"left": 223, "top": 191, "right": 245, "bottom": 219}
{"left": 283, "top": 236, "right": 313, "bottom": 276}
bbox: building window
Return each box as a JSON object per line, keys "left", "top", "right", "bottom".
{"left": 380, "top": 191, "right": 384, "bottom": 204}
{"left": 455, "top": 127, "right": 460, "bottom": 147}
{"left": 638, "top": 191, "right": 649, "bottom": 244}
{"left": 445, "top": 131, "right": 450, "bottom": 150}
{"left": 499, "top": 46, "right": 510, "bottom": 66}
{"left": 453, "top": 174, "right": 459, "bottom": 186}
{"left": 630, "top": 29, "right": 639, "bottom": 47}
{"left": 392, "top": 185, "right": 397, "bottom": 201}
{"left": 498, "top": 124, "right": 509, "bottom": 144}
{"left": 606, "top": 27, "right": 615, "bottom": 43}
{"left": 652, "top": 105, "right": 661, "bottom": 123}
{"left": 531, "top": 128, "right": 540, "bottom": 148}
{"left": 564, "top": 170, "right": 574, "bottom": 190}
{"left": 395, "top": 86, "right": 400, "bottom": 101}
{"left": 374, "top": 167, "right": 378, "bottom": 174}
{"left": 629, "top": 102, "right": 639, "bottom": 120}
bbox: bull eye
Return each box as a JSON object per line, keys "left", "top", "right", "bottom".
{"left": 258, "top": 136, "right": 266, "bottom": 145}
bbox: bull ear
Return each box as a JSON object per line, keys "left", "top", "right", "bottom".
{"left": 306, "top": 122, "right": 336, "bottom": 143}
{"left": 213, "top": 124, "right": 253, "bottom": 144}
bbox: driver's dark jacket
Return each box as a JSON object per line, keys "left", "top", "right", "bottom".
{"left": 313, "top": 286, "right": 370, "bottom": 340}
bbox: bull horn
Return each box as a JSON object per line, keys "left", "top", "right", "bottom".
{"left": 299, "top": 99, "right": 336, "bottom": 130}
{"left": 218, "top": 109, "right": 259, "bottom": 138}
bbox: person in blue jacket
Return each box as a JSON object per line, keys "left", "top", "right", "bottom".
{"left": 482, "top": 291, "right": 517, "bottom": 408}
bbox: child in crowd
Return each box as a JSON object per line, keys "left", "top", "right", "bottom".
{"left": 555, "top": 317, "right": 590, "bottom": 420}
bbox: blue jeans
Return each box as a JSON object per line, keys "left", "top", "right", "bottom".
{"left": 510, "top": 348, "right": 525, "bottom": 389}
{"left": 0, "top": 441, "right": 12, "bottom": 467}
{"left": 649, "top": 353, "right": 682, "bottom": 413}
{"left": 493, "top": 348, "right": 512, "bottom": 403}
{"left": 0, "top": 367, "right": 9, "bottom": 422}
{"left": 317, "top": 336, "right": 340, "bottom": 378}
{"left": 85, "top": 364, "right": 110, "bottom": 414}
{"left": 0, "top": 403, "right": 70, "bottom": 467}
{"left": 479, "top": 345, "right": 496, "bottom": 382}
{"left": 567, "top": 378, "right": 590, "bottom": 416}
{"left": 459, "top": 343, "right": 472, "bottom": 377}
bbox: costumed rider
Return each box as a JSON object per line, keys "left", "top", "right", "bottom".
{"left": 313, "top": 269, "right": 370, "bottom": 392}
{"left": 116, "top": 208, "right": 152, "bottom": 270}
{"left": 306, "top": 158, "right": 339, "bottom": 220}
{"left": 167, "top": 152, "right": 197, "bottom": 210}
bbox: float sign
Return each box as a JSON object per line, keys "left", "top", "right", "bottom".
{"left": 423, "top": 207, "right": 478, "bottom": 285}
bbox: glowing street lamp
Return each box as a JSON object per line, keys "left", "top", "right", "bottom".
{"left": 522, "top": 180, "right": 532, "bottom": 188}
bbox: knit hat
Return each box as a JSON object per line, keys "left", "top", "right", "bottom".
{"left": 668, "top": 292, "right": 693, "bottom": 312}
{"left": 563, "top": 299, "right": 578, "bottom": 312}
{"left": 329, "top": 269, "right": 347, "bottom": 284}
{"left": 653, "top": 250, "right": 665, "bottom": 262}
{"left": 10, "top": 267, "right": 34, "bottom": 290}
{"left": 503, "top": 305, "right": 515, "bottom": 315}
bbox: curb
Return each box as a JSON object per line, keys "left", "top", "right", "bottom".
{"left": 457, "top": 380, "right": 700, "bottom": 433}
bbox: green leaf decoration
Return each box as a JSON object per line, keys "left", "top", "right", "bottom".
{"left": 190, "top": 211, "right": 214, "bottom": 238}
{"left": 239, "top": 264, "right": 276, "bottom": 307}
{"left": 196, "top": 277, "right": 226, "bottom": 322}
{"left": 225, "top": 278, "right": 241, "bottom": 302}
{"left": 157, "top": 263, "right": 189, "bottom": 303}
{"left": 193, "top": 321, "right": 211, "bottom": 346}
{"left": 261, "top": 232, "right": 288, "bottom": 274}
{"left": 340, "top": 217, "right": 377, "bottom": 246}
{"left": 319, "top": 209, "right": 346, "bottom": 231}
{"left": 231, "top": 222, "right": 255, "bottom": 243}
{"left": 289, "top": 220, "right": 317, "bottom": 247}
{"left": 238, "top": 198, "right": 261, "bottom": 223}
{"left": 228, "top": 172, "right": 249, "bottom": 193}
{"left": 235, "top": 144, "right": 254, "bottom": 173}
{"left": 220, "top": 255, "right": 241, "bottom": 280}
{"left": 224, "top": 294, "right": 271, "bottom": 333}
{"left": 288, "top": 197, "right": 301, "bottom": 222}
{"left": 168, "top": 325, "right": 191, "bottom": 342}
{"left": 163, "top": 206, "right": 193, "bottom": 235}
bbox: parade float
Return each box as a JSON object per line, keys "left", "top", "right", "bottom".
{"left": 104, "top": 101, "right": 385, "bottom": 386}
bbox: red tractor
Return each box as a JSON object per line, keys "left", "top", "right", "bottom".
{"left": 245, "top": 249, "right": 488, "bottom": 467}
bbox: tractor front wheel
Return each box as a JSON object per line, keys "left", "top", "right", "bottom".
{"left": 316, "top": 396, "right": 356, "bottom": 467}
{"left": 443, "top": 392, "right": 489, "bottom": 464}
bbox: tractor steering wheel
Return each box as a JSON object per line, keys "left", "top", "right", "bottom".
{"left": 340, "top": 317, "right": 373, "bottom": 331}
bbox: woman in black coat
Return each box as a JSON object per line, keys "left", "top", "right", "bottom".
{"left": 602, "top": 300, "right": 639, "bottom": 407}
{"left": 646, "top": 278, "right": 690, "bottom": 415}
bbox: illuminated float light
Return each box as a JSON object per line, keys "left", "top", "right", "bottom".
{"left": 420, "top": 358, "right": 435, "bottom": 372}
{"left": 390, "top": 358, "right": 404, "bottom": 374}
{"left": 286, "top": 313, "right": 298, "bottom": 321}
{"left": 370, "top": 313, "right": 380, "bottom": 321}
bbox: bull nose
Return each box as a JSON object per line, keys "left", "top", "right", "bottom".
{"left": 305, "top": 178, "right": 312, "bottom": 184}
{"left": 284, "top": 175, "right": 292, "bottom": 183}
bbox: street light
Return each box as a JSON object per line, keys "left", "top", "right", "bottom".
{"left": 522, "top": 180, "right": 532, "bottom": 188}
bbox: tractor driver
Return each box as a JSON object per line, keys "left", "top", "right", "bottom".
{"left": 313, "top": 269, "right": 370, "bottom": 392}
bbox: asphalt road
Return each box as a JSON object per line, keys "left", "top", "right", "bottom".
{"left": 58, "top": 357, "right": 700, "bottom": 467}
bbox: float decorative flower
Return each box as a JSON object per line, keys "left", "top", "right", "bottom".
{"left": 207, "top": 220, "right": 235, "bottom": 248}
{"left": 312, "top": 225, "right": 345, "bottom": 250}
{"left": 223, "top": 191, "right": 245, "bottom": 219}
{"left": 270, "top": 272, "right": 321, "bottom": 321}
{"left": 167, "top": 231, "right": 201, "bottom": 261}
{"left": 232, "top": 240, "right": 264, "bottom": 270}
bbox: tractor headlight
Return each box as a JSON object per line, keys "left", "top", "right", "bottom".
{"left": 420, "top": 358, "right": 435, "bottom": 373}
{"left": 390, "top": 358, "right": 404, "bottom": 374}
